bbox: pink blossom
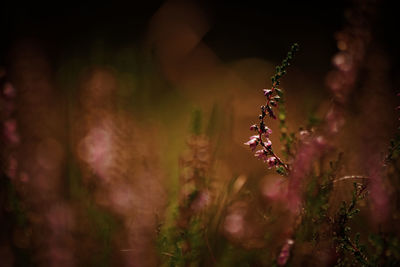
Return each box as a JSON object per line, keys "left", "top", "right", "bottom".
{"left": 223, "top": 201, "right": 248, "bottom": 239}
{"left": 224, "top": 212, "right": 244, "bottom": 237}
{"left": 332, "top": 52, "right": 353, "bottom": 72}
{"left": 3, "top": 82, "right": 16, "bottom": 98}
{"left": 78, "top": 126, "right": 113, "bottom": 179}
{"left": 266, "top": 157, "right": 278, "bottom": 168}
{"left": 244, "top": 136, "right": 259, "bottom": 151}
{"left": 4, "top": 119, "right": 17, "bottom": 133}
{"left": 190, "top": 190, "right": 211, "bottom": 212}
{"left": 263, "top": 139, "right": 272, "bottom": 149}
{"left": 264, "top": 126, "right": 272, "bottom": 137}
{"left": 261, "top": 176, "right": 287, "bottom": 201}
{"left": 263, "top": 89, "right": 273, "bottom": 96}
{"left": 277, "top": 239, "right": 294, "bottom": 266}
{"left": 250, "top": 124, "right": 258, "bottom": 131}
{"left": 3, "top": 119, "right": 20, "bottom": 145}
{"left": 299, "top": 130, "right": 310, "bottom": 140}
{"left": 254, "top": 150, "right": 268, "bottom": 161}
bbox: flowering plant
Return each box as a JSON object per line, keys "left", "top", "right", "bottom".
{"left": 245, "top": 43, "right": 298, "bottom": 175}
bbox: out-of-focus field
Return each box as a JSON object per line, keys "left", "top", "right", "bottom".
{"left": 1, "top": 1, "right": 399, "bottom": 266}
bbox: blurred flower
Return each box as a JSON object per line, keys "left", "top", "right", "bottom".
{"left": 2, "top": 82, "right": 16, "bottom": 98}
{"left": 190, "top": 189, "right": 211, "bottom": 212}
{"left": 333, "top": 52, "right": 353, "bottom": 72}
{"left": 261, "top": 176, "right": 287, "bottom": 201}
{"left": 299, "top": 130, "right": 310, "bottom": 140}
{"left": 224, "top": 212, "right": 245, "bottom": 236}
{"left": 224, "top": 202, "right": 247, "bottom": 239}
{"left": 277, "top": 239, "right": 294, "bottom": 266}
{"left": 78, "top": 125, "right": 113, "bottom": 180}
{"left": 3, "top": 118, "right": 20, "bottom": 145}
{"left": 19, "top": 172, "right": 29, "bottom": 183}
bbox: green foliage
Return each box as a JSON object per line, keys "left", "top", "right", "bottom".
{"left": 206, "top": 104, "right": 219, "bottom": 138}
{"left": 272, "top": 44, "right": 299, "bottom": 162}
{"left": 386, "top": 134, "right": 400, "bottom": 162}
{"left": 67, "top": 158, "right": 117, "bottom": 266}
{"left": 86, "top": 203, "right": 116, "bottom": 267}
{"left": 306, "top": 113, "right": 323, "bottom": 129}
{"left": 191, "top": 109, "right": 203, "bottom": 136}
{"left": 333, "top": 183, "right": 368, "bottom": 266}
{"left": 292, "top": 153, "right": 341, "bottom": 263}
{"left": 157, "top": 214, "right": 207, "bottom": 266}
{"left": 368, "top": 233, "right": 400, "bottom": 266}
{"left": 270, "top": 43, "right": 299, "bottom": 86}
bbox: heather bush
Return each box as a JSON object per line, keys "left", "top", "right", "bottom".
{"left": 1, "top": 1, "right": 399, "bottom": 267}
{"left": 156, "top": 2, "right": 400, "bottom": 262}
{"left": 155, "top": 40, "right": 400, "bottom": 265}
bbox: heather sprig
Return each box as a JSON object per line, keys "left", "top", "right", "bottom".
{"left": 245, "top": 43, "right": 299, "bottom": 175}
{"left": 333, "top": 182, "right": 369, "bottom": 266}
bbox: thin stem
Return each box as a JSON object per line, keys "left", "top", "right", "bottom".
{"left": 249, "top": 44, "right": 298, "bottom": 174}
{"left": 204, "top": 229, "right": 216, "bottom": 265}
{"left": 332, "top": 175, "right": 369, "bottom": 184}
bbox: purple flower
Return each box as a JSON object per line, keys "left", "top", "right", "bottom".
{"left": 266, "top": 156, "right": 278, "bottom": 168}
{"left": 250, "top": 124, "right": 258, "bottom": 131}
{"left": 190, "top": 190, "right": 211, "bottom": 212}
{"left": 3, "top": 119, "right": 20, "bottom": 145}
{"left": 263, "top": 126, "right": 272, "bottom": 137}
{"left": 263, "top": 89, "right": 273, "bottom": 96}
{"left": 277, "top": 239, "right": 294, "bottom": 266}
{"left": 254, "top": 149, "right": 268, "bottom": 161}
{"left": 2, "top": 82, "right": 16, "bottom": 98}
{"left": 244, "top": 136, "right": 259, "bottom": 151}
{"left": 263, "top": 139, "right": 272, "bottom": 149}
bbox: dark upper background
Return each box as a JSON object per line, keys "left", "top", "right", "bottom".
{"left": 1, "top": 0, "right": 399, "bottom": 88}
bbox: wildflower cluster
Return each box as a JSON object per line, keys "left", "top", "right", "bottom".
{"left": 277, "top": 238, "right": 295, "bottom": 266}
{"left": 245, "top": 43, "right": 299, "bottom": 174}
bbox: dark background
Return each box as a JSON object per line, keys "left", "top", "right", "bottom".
{"left": 1, "top": 0, "right": 398, "bottom": 81}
